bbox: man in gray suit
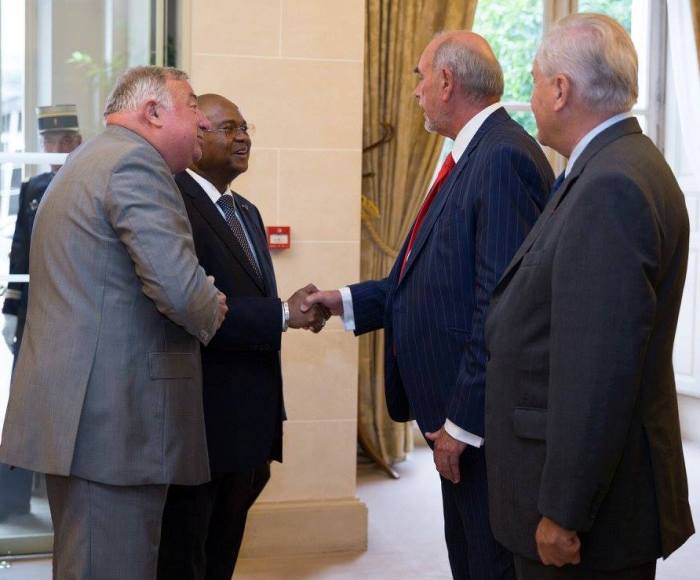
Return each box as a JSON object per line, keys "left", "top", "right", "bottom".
{"left": 484, "top": 14, "right": 694, "bottom": 580}
{"left": 0, "top": 66, "right": 228, "bottom": 579}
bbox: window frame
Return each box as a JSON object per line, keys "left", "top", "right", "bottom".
{"left": 489, "top": 0, "right": 668, "bottom": 159}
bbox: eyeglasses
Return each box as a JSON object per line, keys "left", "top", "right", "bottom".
{"left": 204, "top": 123, "right": 255, "bottom": 138}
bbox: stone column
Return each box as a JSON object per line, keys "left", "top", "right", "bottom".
{"left": 188, "top": 0, "right": 367, "bottom": 556}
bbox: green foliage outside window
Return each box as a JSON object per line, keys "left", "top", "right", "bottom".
{"left": 578, "top": 0, "right": 632, "bottom": 32}
{"left": 473, "top": 0, "right": 633, "bottom": 136}
{"left": 473, "top": 0, "right": 543, "bottom": 135}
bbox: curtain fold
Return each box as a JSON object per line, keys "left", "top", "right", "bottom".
{"left": 691, "top": 0, "right": 700, "bottom": 66}
{"left": 667, "top": 0, "right": 700, "bottom": 182}
{"left": 359, "top": 0, "right": 478, "bottom": 467}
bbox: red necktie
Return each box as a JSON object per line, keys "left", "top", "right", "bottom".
{"left": 399, "top": 153, "right": 456, "bottom": 278}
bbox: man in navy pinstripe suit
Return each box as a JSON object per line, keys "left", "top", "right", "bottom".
{"left": 303, "top": 31, "right": 553, "bottom": 579}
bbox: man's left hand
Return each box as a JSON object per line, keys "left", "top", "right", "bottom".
{"left": 425, "top": 427, "right": 466, "bottom": 484}
{"left": 535, "top": 516, "right": 581, "bottom": 567}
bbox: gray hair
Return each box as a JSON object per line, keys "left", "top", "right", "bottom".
{"left": 433, "top": 33, "right": 504, "bottom": 101}
{"left": 535, "top": 13, "right": 638, "bottom": 113}
{"left": 104, "top": 66, "right": 189, "bottom": 116}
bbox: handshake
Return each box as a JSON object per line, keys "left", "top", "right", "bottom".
{"left": 286, "top": 285, "right": 343, "bottom": 333}
{"left": 208, "top": 274, "right": 342, "bottom": 335}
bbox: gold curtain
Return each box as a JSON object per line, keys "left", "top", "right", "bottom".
{"left": 692, "top": 0, "right": 700, "bottom": 67}
{"left": 359, "top": 0, "right": 478, "bottom": 468}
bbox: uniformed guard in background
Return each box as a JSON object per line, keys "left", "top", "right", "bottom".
{"left": 0, "top": 104, "right": 81, "bottom": 521}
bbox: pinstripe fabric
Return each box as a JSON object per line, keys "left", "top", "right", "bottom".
{"left": 441, "top": 448, "right": 515, "bottom": 579}
{"left": 350, "top": 109, "right": 553, "bottom": 578}
{"left": 350, "top": 108, "right": 553, "bottom": 435}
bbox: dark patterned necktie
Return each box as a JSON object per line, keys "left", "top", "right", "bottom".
{"left": 216, "top": 194, "right": 262, "bottom": 282}
{"left": 551, "top": 172, "right": 565, "bottom": 195}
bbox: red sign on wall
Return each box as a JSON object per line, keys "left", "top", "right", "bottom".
{"left": 267, "top": 226, "right": 291, "bottom": 250}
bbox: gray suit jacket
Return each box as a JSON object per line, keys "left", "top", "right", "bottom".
{"left": 0, "top": 125, "right": 219, "bottom": 486}
{"left": 485, "top": 118, "right": 694, "bottom": 569}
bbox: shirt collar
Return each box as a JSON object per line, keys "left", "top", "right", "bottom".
{"left": 451, "top": 102, "right": 503, "bottom": 162}
{"left": 565, "top": 111, "right": 633, "bottom": 177}
{"left": 186, "top": 168, "right": 234, "bottom": 207}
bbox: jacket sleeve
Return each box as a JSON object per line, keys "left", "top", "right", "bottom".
{"left": 207, "top": 295, "right": 282, "bottom": 351}
{"left": 105, "top": 151, "right": 220, "bottom": 344}
{"left": 538, "top": 174, "right": 660, "bottom": 531}
{"left": 447, "top": 146, "right": 550, "bottom": 435}
{"left": 2, "top": 181, "right": 31, "bottom": 315}
{"left": 349, "top": 277, "right": 390, "bottom": 335}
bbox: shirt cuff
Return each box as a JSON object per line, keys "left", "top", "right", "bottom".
{"left": 281, "top": 301, "right": 289, "bottom": 332}
{"left": 339, "top": 286, "right": 355, "bottom": 331}
{"left": 444, "top": 419, "right": 484, "bottom": 448}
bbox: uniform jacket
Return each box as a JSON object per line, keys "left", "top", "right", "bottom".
{"left": 2, "top": 172, "right": 54, "bottom": 347}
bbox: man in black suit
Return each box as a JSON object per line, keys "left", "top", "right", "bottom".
{"left": 157, "top": 94, "right": 328, "bottom": 580}
{"left": 0, "top": 105, "right": 81, "bottom": 521}
{"left": 485, "top": 13, "right": 694, "bottom": 579}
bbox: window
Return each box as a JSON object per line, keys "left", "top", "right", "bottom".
{"left": 473, "top": 0, "right": 543, "bottom": 136}
{"left": 472, "top": 0, "right": 665, "bottom": 147}
{"left": 664, "top": 0, "right": 700, "bottom": 399}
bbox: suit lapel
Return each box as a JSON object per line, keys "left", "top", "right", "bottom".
{"left": 494, "top": 173, "right": 577, "bottom": 291}
{"left": 398, "top": 108, "right": 508, "bottom": 285}
{"left": 494, "top": 117, "right": 643, "bottom": 292}
{"left": 235, "top": 193, "right": 278, "bottom": 297}
{"left": 398, "top": 156, "right": 465, "bottom": 284}
{"left": 176, "top": 172, "right": 266, "bottom": 292}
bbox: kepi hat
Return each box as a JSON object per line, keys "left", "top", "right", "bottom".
{"left": 37, "top": 104, "right": 79, "bottom": 134}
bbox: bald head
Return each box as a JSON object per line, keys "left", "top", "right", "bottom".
{"left": 430, "top": 30, "right": 503, "bottom": 102}
{"left": 197, "top": 93, "right": 232, "bottom": 118}
{"left": 433, "top": 31, "right": 496, "bottom": 59}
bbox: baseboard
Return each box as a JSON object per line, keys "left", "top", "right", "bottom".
{"left": 679, "top": 393, "right": 700, "bottom": 443}
{"left": 239, "top": 497, "right": 368, "bottom": 558}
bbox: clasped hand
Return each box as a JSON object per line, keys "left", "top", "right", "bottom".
{"left": 535, "top": 516, "right": 581, "bottom": 567}
{"left": 207, "top": 275, "right": 228, "bottom": 331}
{"left": 287, "top": 284, "right": 331, "bottom": 333}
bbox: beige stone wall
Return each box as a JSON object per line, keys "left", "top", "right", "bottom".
{"left": 188, "top": 0, "right": 366, "bottom": 554}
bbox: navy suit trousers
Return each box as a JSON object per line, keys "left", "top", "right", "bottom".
{"left": 440, "top": 445, "right": 514, "bottom": 580}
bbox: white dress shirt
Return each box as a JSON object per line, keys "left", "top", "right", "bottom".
{"left": 185, "top": 169, "right": 262, "bottom": 271}
{"left": 185, "top": 169, "right": 287, "bottom": 329}
{"left": 565, "top": 112, "right": 633, "bottom": 177}
{"left": 339, "top": 102, "right": 504, "bottom": 448}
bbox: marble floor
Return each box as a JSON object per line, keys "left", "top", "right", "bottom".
{"left": 1, "top": 440, "right": 699, "bottom": 579}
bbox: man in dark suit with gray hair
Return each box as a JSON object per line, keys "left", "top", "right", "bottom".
{"left": 0, "top": 66, "right": 228, "bottom": 579}
{"left": 485, "top": 13, "right": 694, "bottom": 580}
